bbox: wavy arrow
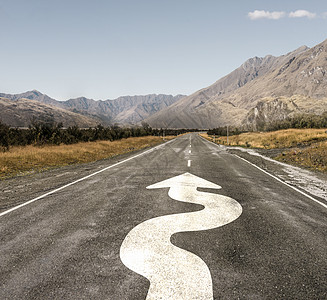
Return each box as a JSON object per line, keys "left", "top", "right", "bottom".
{"left": 120, "top": 172, "right": 242, "bottom": 299}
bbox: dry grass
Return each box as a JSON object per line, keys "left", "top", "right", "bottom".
{"left": 0, "top": 136, "right": 175, "bottom": 179}
{"left": 201, "top": 129, "right": 327, "bottom": 172}
{"left": 276, "top": 141, "right": 327, "bottom": 172}
{"left": 202, "top": 128, "right": 327, "bottom": 149}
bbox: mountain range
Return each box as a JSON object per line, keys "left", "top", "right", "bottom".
{"left": 1, "top": 38, "right": 327, "bottom": 129}
{"left": 0, "top": 92, "right": 184, "bottom": 127}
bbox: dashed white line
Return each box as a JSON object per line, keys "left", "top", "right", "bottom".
{"left": 187, "top": 160, "right": 191, "bottom": 167}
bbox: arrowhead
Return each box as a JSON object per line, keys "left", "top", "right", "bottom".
{"left": 147, "top": 173, "right": 221, "bottom": 190}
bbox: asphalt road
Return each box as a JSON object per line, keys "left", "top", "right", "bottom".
{"left": 0, "top": 133, "right": 326, "bottom": 299}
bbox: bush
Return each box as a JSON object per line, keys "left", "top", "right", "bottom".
{"left": 207, "top": 126, "right": 246, "bottom": 136}
{"left": 0, "top": 120, "right": 194, "bottom": 150}
{"left": 0, "top": 121, "right": 9, "bottom": 151}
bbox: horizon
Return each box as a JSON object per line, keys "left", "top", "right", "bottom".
{"left": 1, "top": 89, "right": 187, "bottom": 102}
{"left": 1, "top": 0, "right": 327, "bottom": 100}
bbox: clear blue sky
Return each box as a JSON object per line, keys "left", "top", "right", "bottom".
{"left": 1, "top": 0, "right": 327, "bottom": 100}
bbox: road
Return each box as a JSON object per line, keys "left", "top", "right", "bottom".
{"left": 0, "top": 133, "right": 326, "bottom": 299}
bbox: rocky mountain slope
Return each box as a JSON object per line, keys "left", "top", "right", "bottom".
{"left": 0, "top": 91, "right": 184, "bottom": 127}
{"left": 146, "top": 39, "right": 327, "bottom": 129}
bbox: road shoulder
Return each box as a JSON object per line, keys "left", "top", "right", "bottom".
{"left": 227, "top": 146, "right": 327, "bottom": 202}
{"left": 200, "top": 135, "right": 327, "bottom": 203}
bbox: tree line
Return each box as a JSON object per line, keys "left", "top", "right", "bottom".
{"left": 207, "top": 126, "right": 246, "bottom": 136}
{"left": 208, "top": 112, "right": 327, "bottom": 136}
{"left": 0, "top": 120, "right": 196, "bottom": 151}
{"left": 263, "top": 112, "right": 327, "bottom": 131}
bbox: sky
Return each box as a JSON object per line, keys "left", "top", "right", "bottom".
{"left": 1, "top": 0, "right": 327, "bottom": 101}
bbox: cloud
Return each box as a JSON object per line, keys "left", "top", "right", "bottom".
{"left": 289, "top": 10, "right": 316, "bottom": 19}
{"left": 248, "top": 10, "right": 286, "bottom": 20}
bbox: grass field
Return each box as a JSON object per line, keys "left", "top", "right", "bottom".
{"left": 202, "top": 128, "right": 327, "bottom": 172}
{"left": 202, "top": 129, "right": 327, "bottom": 148}
{"left": 0, "top": 136, "right": 174, "bottom": 179}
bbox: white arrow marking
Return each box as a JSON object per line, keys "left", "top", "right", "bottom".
{"left": 120, "top": 173, "right": 242, "bottom": 299}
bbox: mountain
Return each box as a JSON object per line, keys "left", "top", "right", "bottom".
{"left": 0, "top": 97, "right": 98, "bottom": 128}
{"left": 146, "top": 39, "right": 327, "bottom": 129}
{"left": 62, "top": 94, "right": 184, "bottom": 125}
{"left": 0, "top": 91, "right": 185, "bottom": 127}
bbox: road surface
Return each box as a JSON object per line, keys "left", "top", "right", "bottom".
{"left": 0, "top": 133, "right": 326, "bottom": 299}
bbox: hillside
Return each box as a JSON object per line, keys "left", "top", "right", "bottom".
{"left": 0, "top": 97, "right": 98, "bottom": 128}
{"left": 146, "top": 39, "right": 327, "bottom": 129}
